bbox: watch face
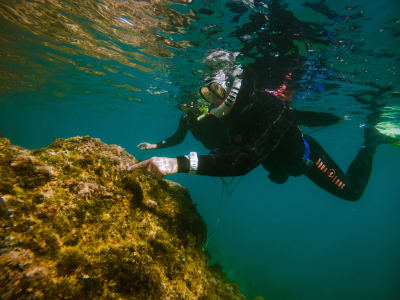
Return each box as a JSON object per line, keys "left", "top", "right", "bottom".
{"left": 188, "top": 152, "right": 198, "bottom": 174}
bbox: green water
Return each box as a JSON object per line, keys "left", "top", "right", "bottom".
{"left": 1, "top": 0, "right": 400, "bottom": 299}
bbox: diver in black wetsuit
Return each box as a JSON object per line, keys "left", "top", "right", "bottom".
{"left": 128, "top": 1, "right": 395, "bottom": 201}
{"left": 129, "top": 65, "right": 393, "bottom": 201}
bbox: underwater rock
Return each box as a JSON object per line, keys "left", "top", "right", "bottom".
{"left": 0, "top": 136, "right": 244, "bottom": 300}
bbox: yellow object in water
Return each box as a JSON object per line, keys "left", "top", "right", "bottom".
{"left": 375, "top": 122, "right": 400, "bottom": 146}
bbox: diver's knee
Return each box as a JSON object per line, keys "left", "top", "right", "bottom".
{"left": 268, "top": 172, "right": 289, "bottom": 184}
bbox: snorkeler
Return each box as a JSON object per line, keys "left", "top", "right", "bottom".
{"left": 128, "top": 0, "right": 398, "bottom": 201}
{"left": 129, "top": 62, "right": 398, "bottom": 201}
{"left": 138, "top": 50, "right": 340, "bottom": 153}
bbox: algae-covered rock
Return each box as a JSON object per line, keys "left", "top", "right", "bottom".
{"left": 0, "top": 136, "right": 244, "bottom": 300}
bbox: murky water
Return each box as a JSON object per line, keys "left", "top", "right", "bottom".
{"left": 1, "top": 0, "right": 399, "bottom": 299}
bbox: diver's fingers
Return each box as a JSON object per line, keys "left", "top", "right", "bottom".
{"left": 127, "top": 160, "right": 149, "bottom": 172}
{"left": 127, "top": 157, "right": 177, "bottom": 177}
{"left": 127, "top": 158, "right": 163, "bottom": 178}
{"left": 137, "top": 142, "right": 156, "bottom": 150}
{"left": 137, "top": 142, "right": 147, "bottom": 149}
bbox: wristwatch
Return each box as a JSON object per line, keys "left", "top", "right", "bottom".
{"left": 185, "top": 152, "right": 198, "bottom": 174}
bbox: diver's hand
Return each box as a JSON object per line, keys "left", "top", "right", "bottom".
{"left": 127, "top": 157, "right": 178, "bottom": 178}
{"left": 137, "top": 142, "right": 157, "bottom": 150}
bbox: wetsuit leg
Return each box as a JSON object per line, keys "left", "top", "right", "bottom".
{"left": 304, "top": 134, "right": 376, "bottom": 201}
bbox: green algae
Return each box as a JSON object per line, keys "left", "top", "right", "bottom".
{"left": 0, "top": 136, "right": 245, "bottom": 299}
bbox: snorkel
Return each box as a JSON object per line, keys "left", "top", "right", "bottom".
{"left": 209, "top": 78, "right": 242, "bottom": 118}
{"left": 197, "top": 78, "right": 242, "bottom": 119}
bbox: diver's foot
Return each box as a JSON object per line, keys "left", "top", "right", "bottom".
{"left": 364, "top": 123, "right": 400, "bottom": 147}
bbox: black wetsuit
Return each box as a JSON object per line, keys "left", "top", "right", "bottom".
{"left": 175, "top": 79, "right": 375, "bottom": 201}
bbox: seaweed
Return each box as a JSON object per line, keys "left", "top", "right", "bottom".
{"left": 0, "top": 136, "right": 245, "bottom": 299}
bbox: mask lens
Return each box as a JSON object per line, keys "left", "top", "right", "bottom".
{"left": 209, "top": 82, "right": 226, "bottom": 100}
{"left": 200, "top": 86, "right": 211, "bottom": 101}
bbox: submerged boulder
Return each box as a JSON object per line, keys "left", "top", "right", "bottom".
{"left": 0, "top": 136, "right": 244, "bottom": 300}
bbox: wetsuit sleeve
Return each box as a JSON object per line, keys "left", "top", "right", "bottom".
{"left": 293, "top": 109, "right": 341, "bottom": 127}
{"left": 177, "top": 148, "right": 263, "bottom": 177}
{"left": 156, "top": 115, "right": 189, "bottom": 148}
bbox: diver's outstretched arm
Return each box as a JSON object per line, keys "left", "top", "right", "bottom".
{"left": 127, "top": 148, "right": 258, "bottom": 178}
{"left": 137, "top": 114, "right": 189, "bottom": 150}
{"left": 293, "top": 109, "right": 341, "bottom": 127}
{"left": 129, "top": 132, "right": 269, "bottom": 179}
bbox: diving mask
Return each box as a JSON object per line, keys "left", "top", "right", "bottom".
{"left": 199, "top": 82, "right": 227, "bottom": 103}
